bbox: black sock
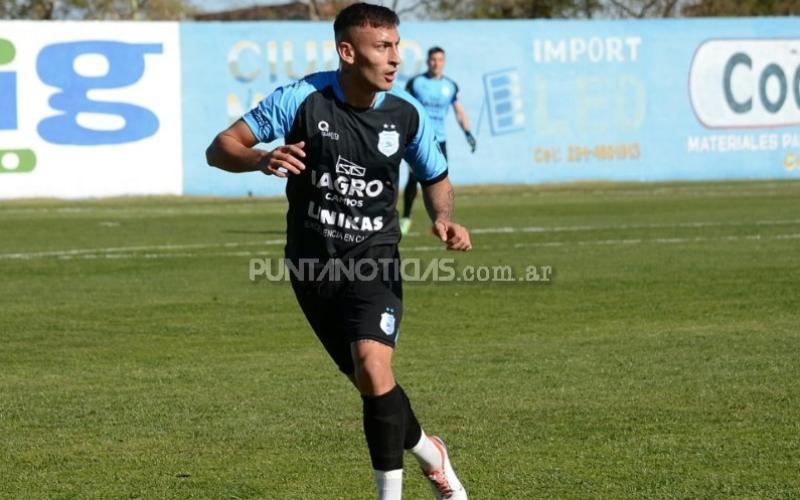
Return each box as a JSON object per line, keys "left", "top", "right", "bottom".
{"left": 398, "top": 385, "right": 422, "bottom": 450}
{"left": 362, "top": 385, "right": 405, "bottom": 471}
{"left": 402, "top": 175, "right": 418, "bottom": 218}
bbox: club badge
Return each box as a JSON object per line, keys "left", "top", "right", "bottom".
{"left": 380, "top": 309, "right": 396, "bottom": 336}
{"left": 377, "top": 123, "right": 399, "bottom": 157}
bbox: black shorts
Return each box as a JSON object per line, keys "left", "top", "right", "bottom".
{"left": 289, "top": 245, "right": 403, "bottom": 374}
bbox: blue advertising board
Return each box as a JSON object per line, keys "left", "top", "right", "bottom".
{"left": 181, "top": 18, "right": 800, "bottom": 197}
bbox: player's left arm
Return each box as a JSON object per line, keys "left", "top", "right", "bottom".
{"left": 452, "top": 91, "right": 476, "bottom": 153}
{"left": 453, "top": 101, "right": 471, "bottom": 133}
{"left": 404, "top": 90, "right": 472, "bottom": 251}
{"left": 422, "top": 177, "right": 472, "bottom": 252}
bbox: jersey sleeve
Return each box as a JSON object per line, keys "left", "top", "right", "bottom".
{"left": 403, "top": 100, "right": 448, "bottom": 186}
{"left": 451, "top": 79, "right": 460, "bottom": 105}
{"left": 242, "top": 76, "right": 320, "bottom": 143}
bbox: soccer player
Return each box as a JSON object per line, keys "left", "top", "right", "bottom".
{"left": 205, "top": 3, "right": 471, "bottom": 499}
{"left": 400, "top": 46, "right": 476, "bottom": 236}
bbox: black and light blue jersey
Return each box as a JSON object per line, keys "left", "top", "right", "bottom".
{"left": 405, "top": 73, "right": 459, "bottom": 141}
{"left": 243, "top": 70, "right": 448, "bottom": 260}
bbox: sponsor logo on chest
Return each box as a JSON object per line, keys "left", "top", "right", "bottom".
{"left": 311, "top": 156, "right": 384, "bottom": 199}
{"left": 317, "top": 120, "right": 339, "bottom": 141}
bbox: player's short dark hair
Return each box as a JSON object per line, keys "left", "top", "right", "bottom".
{"left": 428, "top": 46, "right": 445, "bottom": 58}
{"left": 334, "top": 3, "right": 400, "bottom": 43}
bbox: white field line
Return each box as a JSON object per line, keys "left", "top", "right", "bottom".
{"left": 1, "top": 182, "right": 794, "bottom": 216}
{"left": 469, "top": 218, "right": 800, "bottom": 235}
{"left": 5, "top": 232, "right": 799, "bottom": 261}
{"left": 0, "top": 240, "right": 285, "bottom": 260}
{"left": 59, "top": 250, "right": 279, "bottom": 260}
{"left": 2, "top": 219, "right": 799, "bottom": 261}
{"left": 39, "top": 233, "right": 800, "bottom": 260}
{"left": 0, "top": 205, "right": 287, "bottom": 217}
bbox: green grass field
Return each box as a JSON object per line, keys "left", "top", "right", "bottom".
{"left": 1, "top": 180, "right": 799, "bottom": 499}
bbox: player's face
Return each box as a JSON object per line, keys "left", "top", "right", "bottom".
{"left": 427, "top": 52, "right": 445, "bottom": 77}
{"left": 341, "top": 24, "right": 401, "bottom": 92}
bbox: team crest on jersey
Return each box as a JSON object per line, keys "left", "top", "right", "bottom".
{"left": 442, "top": 86, "right": 451, "bottom": 97}
{"left": 377, "top": 123, "right": 400, "bottom": 157}
{"left": 380, "top": 309, "right": 396, "bottom": 336}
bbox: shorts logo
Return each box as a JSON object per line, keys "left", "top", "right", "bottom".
{"left": 380, "top": 309, "right": 396, "bottom": 336}
{"left": 377, "top": 123, "right": 399, "bottom": 157}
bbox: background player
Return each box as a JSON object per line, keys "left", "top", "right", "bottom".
{"left": 400, "top": 46, "right": 476, "bottom": 236}
{"left": 206, "top": 3, "right": 470, "bottom": 499}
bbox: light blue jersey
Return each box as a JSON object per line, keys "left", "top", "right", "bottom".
{"left": 405, "top": 73, "right": 460, "bottom": 141}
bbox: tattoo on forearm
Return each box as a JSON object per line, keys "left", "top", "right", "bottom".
{"left": 442, "top": 185, "right": 454, "bottom": 220}
{"left": 423, "top": 183, "right": 454, "bottom": 222}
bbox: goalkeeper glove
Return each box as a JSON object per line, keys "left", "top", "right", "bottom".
{"left": 464, "top": 130, "right": 476, "bottom": 153}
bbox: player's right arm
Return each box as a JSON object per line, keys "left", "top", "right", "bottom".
{"left": 206, "top": 119, "right": 305, "bottom": 178}
{"left": 207, "top": 78, "right": 319, "bottom": 177}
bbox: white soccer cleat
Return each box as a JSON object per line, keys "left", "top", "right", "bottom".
{"left": 421, "top": 436, "right": 467, "bottom": 500}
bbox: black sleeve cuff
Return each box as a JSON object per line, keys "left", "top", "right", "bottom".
{"left": 419, "top": 169, "right": 449, "bottom": 187}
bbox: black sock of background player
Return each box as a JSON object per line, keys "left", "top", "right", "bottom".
{"left": 402, "top": 175, "right": 418, "bottom": 219}
{"left": 362, "top": 385, "right": 405, "bottom": 471}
